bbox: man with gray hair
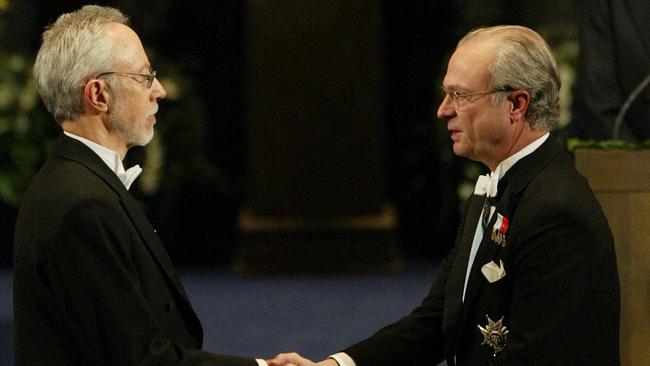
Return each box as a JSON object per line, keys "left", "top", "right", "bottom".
{"left": 13, "top": 5, "right": 267, "bottom": 366}
{"left": 271, "top": 25, "right": 620, "bottom": 366}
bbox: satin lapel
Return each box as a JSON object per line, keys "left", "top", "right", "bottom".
{"left": 460, "top": 190, "right": 513, "bottom": 311}
{"left": 54, "top": 134, "right": 190, "bottom": 302}
{"left": 443, "top": 195, "right": 485, "bottom": 337}
{"left": 447, "top": 194, "right": 486, "bottom": 297}
{"left": 118, "top": 194, "right": 205, "bottom": 343}
{"left": 458, "top": 136, "right": 564, "bottom": 320}
{"left": 118, "top": 193, "right": 190, "bottom": 300}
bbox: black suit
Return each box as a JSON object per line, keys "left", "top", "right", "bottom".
{"left": 13, "top": 134, "right": 257, "bottom": 366}
{"left": 344, "top": 137, "right": 620, "bottom": 365}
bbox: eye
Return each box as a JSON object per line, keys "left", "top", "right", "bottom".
{"left": 442, "top": 87, "right": 459, "bottom": 100}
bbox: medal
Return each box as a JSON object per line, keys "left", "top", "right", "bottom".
{"left": 478, "top": 315, "right": 509, "bottom": 357}
{"left": 491, "top": 213, "right": 509, "bottom": 247}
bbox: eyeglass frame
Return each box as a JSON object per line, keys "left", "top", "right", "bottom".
{"left": 440, "top": 86, "right": 515, "bottom": 110}
{"left": 96, "top": 69, "right": 157, "bottom": 88}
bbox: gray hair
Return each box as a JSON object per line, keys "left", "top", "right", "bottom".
{"left": 459, "top": 25, "right": 561, "bottom": 130}
{"left": 33, "top": 5, "right": 128, "bottom": 124}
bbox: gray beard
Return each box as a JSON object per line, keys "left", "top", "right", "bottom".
{"left": 108, "top": 104, "right": 153, "bottom": 147}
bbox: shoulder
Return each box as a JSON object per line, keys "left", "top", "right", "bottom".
{"left": 28, "top": 154, "right": 119, "bottom": 204}
{"left": 515, "top": 150, "right": 610, "bottom": 236}
{"left": 527, "top": 150, "right": 597, "bottom": 209}
{"left": 17, "top": 155, "right": 126, "bottom": 243}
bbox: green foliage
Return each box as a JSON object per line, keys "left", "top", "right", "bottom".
{"left": 0, "top": 53, "right": 58, "bottom": 206}
{"left": 0, "top": 46, "right": 215, "bottom": 214}
{"left": 567, "top": 138, "right": 650, "bottom": 152}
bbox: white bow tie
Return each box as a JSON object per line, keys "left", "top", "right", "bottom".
{"left": 474, "top": 165, "right": 502, "bottom": 198}
{"left": 118, "top": 164, "right": 142, "bottom": 190}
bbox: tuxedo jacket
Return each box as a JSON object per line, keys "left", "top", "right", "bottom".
{"left": 13, "top": 134, "right": 257, "bottom": 366}
{"left": 344, "top": 137, "right": 620, "bottom": 365}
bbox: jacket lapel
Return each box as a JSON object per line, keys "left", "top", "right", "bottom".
{"left": 54, "top": 134, "right": 191, "bottom": 303}
{"left": 446, "top": 194, "right": 485, "bottom": 302}
{"left": 457, "top": 136, "right": 565, "bottom": 323}
{"left": 442, "top": 194, "right": 485, "bottom": 354}
{"left": 118, "top": 193, "right": 191, "bottom": 300}
{"left": 460, "top": 190, "right": 512, "bottom": 310}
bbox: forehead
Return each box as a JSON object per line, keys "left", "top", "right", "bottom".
{"left": 443, "top": 37, "right": 496, "bottom": 90}
{"left": 104, "top": 22, "right": 149, "bottom": 70}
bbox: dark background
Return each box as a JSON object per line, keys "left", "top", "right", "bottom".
{"left": 0, "top": 1, "right": 579, "bottom": 269}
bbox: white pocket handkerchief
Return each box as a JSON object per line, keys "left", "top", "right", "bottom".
{"left": 481, "top": 260, "right": 506, "bottom": 283}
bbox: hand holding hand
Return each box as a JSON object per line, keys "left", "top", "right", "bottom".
{"left": 267, "top": 352, "right": 338, "bottom": 366}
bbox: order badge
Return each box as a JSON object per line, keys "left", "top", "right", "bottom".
{"left": 478, "top": 315, "right": 509, "bottom": 357}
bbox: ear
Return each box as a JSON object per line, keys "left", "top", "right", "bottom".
{"left": 83, "top": 79, "right": 111, "bottom": 113}
{"left": 508, "top": 89, "right": 530, "bottom": 124}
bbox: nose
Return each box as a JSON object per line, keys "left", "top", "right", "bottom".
{"left": 151, "top": 77, "right": 166, "bottom": 101}
{"left": 437, "top": 94, "right": 456, "bottom": 121}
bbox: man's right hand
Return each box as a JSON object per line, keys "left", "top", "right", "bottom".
{"left": 267, "top": 353, "right": 339, "bottom": 366}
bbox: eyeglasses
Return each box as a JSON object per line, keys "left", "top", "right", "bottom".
{"left": 96, "top": 69, "right": 157, "bottom": 88}
{"left": 441, "top": 86, "right": 513, "bottom": 110}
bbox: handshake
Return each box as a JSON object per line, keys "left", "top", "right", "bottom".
{"left": 266, "top": 353, "right": 340, "bottom": 366}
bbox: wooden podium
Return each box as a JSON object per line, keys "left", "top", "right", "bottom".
{"left": 574, "top": 149, "right": 650, "bottom": 366}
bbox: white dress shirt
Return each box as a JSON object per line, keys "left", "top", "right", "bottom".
{"left": 462, "top": 132, "right": 548, "bottom": 301}
{"left": 330, "top": 133, "right": 550, "bottom": 366}
{"left": 63, "top": 131, "right": 142, "bottom": 190}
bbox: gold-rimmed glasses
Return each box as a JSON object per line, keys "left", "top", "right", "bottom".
{"left": 441, "top": 86, "right": 513, "bottom": 110}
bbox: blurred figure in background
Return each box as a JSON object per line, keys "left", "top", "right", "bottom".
{"left": 572, "top": 0, "right": 650, "bottom": 141}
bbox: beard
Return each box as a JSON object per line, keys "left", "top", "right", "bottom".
{"left": 108, "top": 93, "right": 154, "bottom": 148}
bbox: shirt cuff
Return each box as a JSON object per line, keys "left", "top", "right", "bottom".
{"left": 329, "top": 352, "right": 357, "bottom": 366}
{"left": 256, "top": 359, "right": 268, "bottom": 366}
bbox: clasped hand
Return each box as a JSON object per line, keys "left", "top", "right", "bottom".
{"left": 267, "top": 352, "right": 338, "bottom": 366}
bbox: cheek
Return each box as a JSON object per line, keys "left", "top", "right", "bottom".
{"left": 475, "top": 113, "right": 502, "bottom": 136}
{"left": 461, "top": 116, "right": 481, "bottom": 143}
{"left": 132, "top": 100, "right": 149, "bottom": 123}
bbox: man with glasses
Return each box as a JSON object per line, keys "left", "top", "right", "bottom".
{"left": 13, "top": 5, "right": 269, "bottom": 366}
{"left": 271, "top": 25, "right": 620, "bottom": 366}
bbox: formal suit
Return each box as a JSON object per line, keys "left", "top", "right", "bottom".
{"left": 573, "top": 0, "right": 650, "bottom": 141}
{"left": 13, "top": 134, "right": 257, "bottom": 366}
{"left": 343, "top": 137, "right": 620, "bottom": 365}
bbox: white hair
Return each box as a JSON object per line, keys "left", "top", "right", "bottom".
{"left": 33, "top": 5, "right": 128, "bottom": 124}
{"left": 459, "top": 25, "right": 561, "bottom": 130}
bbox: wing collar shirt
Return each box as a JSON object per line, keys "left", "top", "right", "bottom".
{"left": 462, "top": 132, "right": 549, "bottom": 302}
{"left": 64, "top": 131, "right": 269, "bottom": 366}
{"left": 329, "top": 132, "right": 550, "bottom": 366}
{"left": 63, "top": 131, "right": 142, "bottom": 190}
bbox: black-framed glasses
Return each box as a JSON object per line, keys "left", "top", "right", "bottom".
{"left": 97, "top": 69, "right": 157, "bottom": 88}
{"left": 441, "top": 86, "right": 513, "bottom": 110}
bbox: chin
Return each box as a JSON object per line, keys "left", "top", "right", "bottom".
{"left": 452, "top": 144, "right": 467, "bottom": 158}
{"left": 140, "top": 132, "right": 154, "bottom": 147}
{"left": 131, "top": 130, "right": 154, "bottom": 147}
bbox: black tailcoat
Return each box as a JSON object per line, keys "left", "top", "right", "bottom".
{"left": 13, "top": 134, "right": 256, "bottom": 366}
{"left": 344, "top": 137, "right": 620, "bottom": 365}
